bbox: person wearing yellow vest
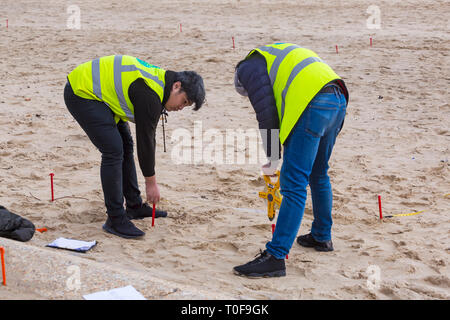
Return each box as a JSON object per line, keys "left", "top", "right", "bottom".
{"left": 233, "top": 43, "right": 348, "bottom": 277}
{"left": 64, "top": 55, "right": 205, "bottom": 239}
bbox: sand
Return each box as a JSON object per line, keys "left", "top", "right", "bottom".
{"left": 0, "top": 0, "right": 449, "bottom": 300}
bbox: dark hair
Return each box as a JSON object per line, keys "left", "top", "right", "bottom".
{"left": 174, "top": 71, "right": 205, "bottom": 111}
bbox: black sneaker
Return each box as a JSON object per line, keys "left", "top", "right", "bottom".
{"left": 102, "top": 215, "right": 145, "bottom": 239}
{"left": 296, "top": 233, "right": 333, "bottom": 252}
{"left": 126, "top": 203, "right": 168, "bottom": 220}
{"left": 233, "top": 250, "right": 286, "bottom": 278}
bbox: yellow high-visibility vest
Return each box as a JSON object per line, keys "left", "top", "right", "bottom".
{"left": 245, "top": 43, "right": 345, "bottom": 144}
{"left": 67, "top": 55, "right": 166, "bottom": 123}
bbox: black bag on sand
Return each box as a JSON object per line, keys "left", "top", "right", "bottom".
{"left": 0, "top": 205, "right": 35, "bottom": 242}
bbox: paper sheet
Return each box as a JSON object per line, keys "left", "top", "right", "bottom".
{"left": 46, "top": 237, "right": 97, "bottom": 252}
{"left": 83, "top": 285, "right": 146, "bottom": 300}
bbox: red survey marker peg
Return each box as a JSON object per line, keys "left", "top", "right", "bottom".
{"left": 49, "top": 173, "right": 55, "bottom": 201}
{"left": 0, "top": 247, "right": 6, "bottom": 286}
{"left": 378, "top": 195, "right": 383, "bottom": 219}
{"left": 152, "top": 202, "right": 156, "bottom": 227}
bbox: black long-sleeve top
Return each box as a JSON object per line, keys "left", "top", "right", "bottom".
{"left": 128, "top": 71, "right": 175, "bottom": 177}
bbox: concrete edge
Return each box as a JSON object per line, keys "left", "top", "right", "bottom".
{"left": 0, "top": 237, "right": 237, "bottom": 300}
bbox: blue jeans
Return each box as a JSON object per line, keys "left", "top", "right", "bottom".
{"left": 63, "top": 81, "right": 142, "bottom": 217}
{"left": 266, "top": 86, "right": 347, "bottom": 259}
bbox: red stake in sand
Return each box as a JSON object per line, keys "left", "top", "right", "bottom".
{"left": 272, "top": 223, "right": 288, "bottom": 259}
{"left": 378, "top": 195, "right": 383, "bottom": 219}
{"left": 180, "top": 23, "right": 182, "bottom": 32}
{"left": 232, "top": 36, "right": 235, "bottom": 49}
{"left": 335, "top": 45, "right": 339, "bottom": 54}
{"left": 0, "top": 247, "right": 5, "bottom": 286}
{"left": 152, "top": 202, "right": 156, "bottom": 227}
{"left": 370, "top": 37, "right": 373, "bottom": 47}
{"left": 49, "top": 173, "right": 55, "bottom": 201}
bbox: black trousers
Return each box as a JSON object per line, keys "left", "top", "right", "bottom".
{"left": 64, "top": 81, "right": 142, "bottom": 217}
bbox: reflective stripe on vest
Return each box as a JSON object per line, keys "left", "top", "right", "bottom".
{"left": 247, "top": 43, "right": 341, "bottom": 144}
{"left": 92, "top": 58, "right": 102, "bottom": 99}
{"left": 279, "top": 56, "right": 323, "bottom": 121}
{"left": 258, "top": 44, "right": 301, "bottom": 87}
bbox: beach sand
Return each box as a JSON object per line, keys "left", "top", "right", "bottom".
{"left": 0, "top": 0, "right": 449, "bottom": 299}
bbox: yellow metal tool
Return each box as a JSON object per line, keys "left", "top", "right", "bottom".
{"left": 258, "top": 171, "right": 282, "bottom": 221}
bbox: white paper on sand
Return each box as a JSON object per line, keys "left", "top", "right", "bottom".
{"left": 46, "top": 237, "right": 97, "bottom": 252}
{"left": 83, "top": 285, "right": 146, "bottom": 300}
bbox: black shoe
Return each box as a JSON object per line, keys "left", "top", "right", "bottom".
{"left": 296, "top": 233, "right": 334, "bottom": 252}
{"left": 102, "top": 215, "right": 145, "bottom": 239}
{"left": 126, "top": 203, "right": 168, "bottom": 220}
{"left": 233, "top": 250, "right": 286, "bottom": 278}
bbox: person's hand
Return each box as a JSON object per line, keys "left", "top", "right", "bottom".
{"left": 261, "top": 160, "right": 279, "bottom": 176}
{"left": 145, "top": 176, "right": 160, "bottom": 204}
{"left": 146, "top": 182, "right": 160, "bottom": 204}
